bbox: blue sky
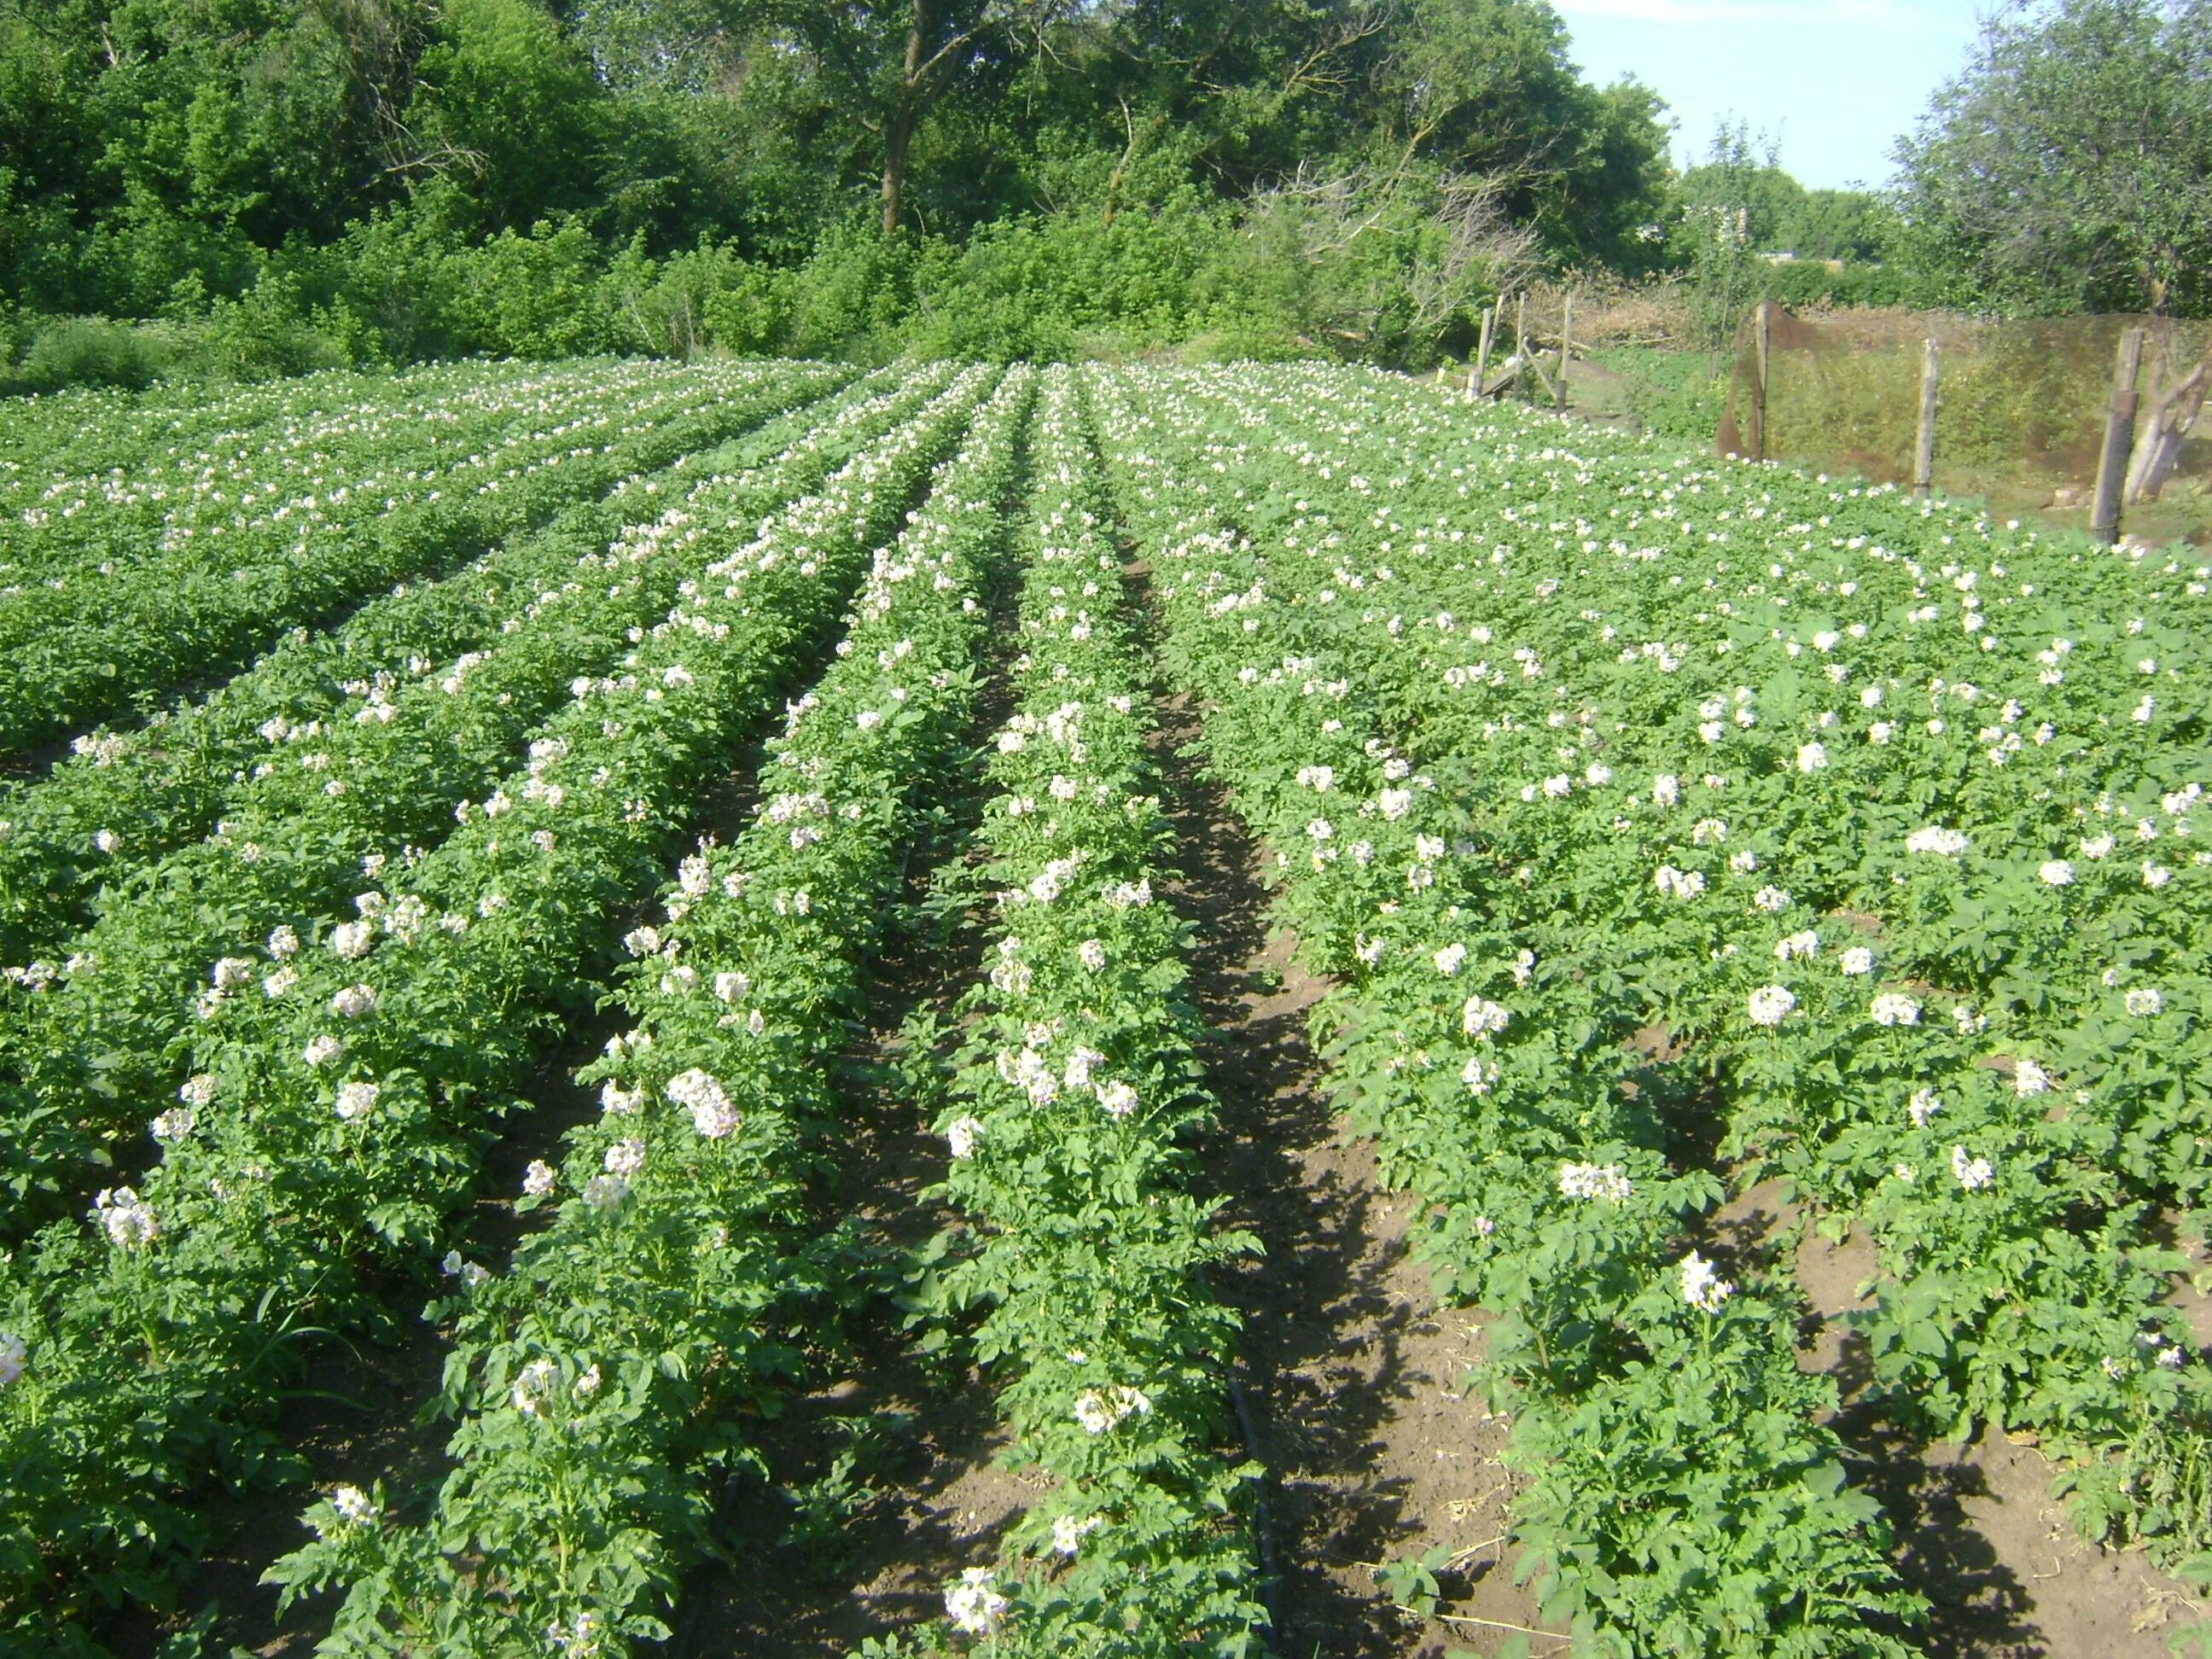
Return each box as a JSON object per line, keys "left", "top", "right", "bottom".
{"left": 1551, "top": 0, "right": 1990, "bottom": 191}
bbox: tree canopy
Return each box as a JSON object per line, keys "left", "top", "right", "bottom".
{"left": 1892, "top": 0, "right": 2212, "bottom": 316}
{"left": 3, "top": 0, "right": 2203, "bottom": 383}
{"left": 0, "top": 0, "right": 1681, "bottom": 319}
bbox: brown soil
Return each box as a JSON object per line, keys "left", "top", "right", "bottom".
{"left": 107, "top": 1316, "right": 451, "bottom": 1659}
{"left": 1150, "top": 689, "right": 1558, "bottom": 1659}
{"left": 675, "top": 554, "right": 1033, "bottom": 1658}
{"left": 1708, "top": 1179, "right": 2205, "bottom": 1657}
{"left": 672, "top": 881, "right": 1038, "bottom": 1657}
{"left": 1854, "top": 1422, "right": 2208, "bottom": 1658}
{"left": 676, "top": 1003, "right": 1034, "bottom": 1657}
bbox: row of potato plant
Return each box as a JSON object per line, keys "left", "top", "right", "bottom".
{"left": 1, "top": 358, "right": 784, "bottom": 755}
{"left": 0, "top": 358, "right": 579, "bottom": 567}
{"left": 0, "top": 370, "right": 395, "bottom": 509}
{"left": 0, "top": 359, "right": 566, "bottom": 532}
{"left": 1134, "top": 364, "right": 2212, "bottom": 1567}
{"left": 267, "top": 367, "right": 1034, "bottom": 1656}
{"left": 1087, "top": 364, "right": 1928, "bottom": 1656}
{"left": 0, "top": 365, "right": 944, "bottom": 1227}
{"left": 1, "top": 358, "right": 613, "bottom": 580}
{"left": 0, "top": 367, "right": 996, "bottom": 1652}
{"left": 0, "top": 362, "right": 853, "bottom": 964}
{"left": 876, "top": 367, "right": 1269, "bottom": 1658}
{"left": 1374, "top": 379, "right": 2205, "bottom": 1555}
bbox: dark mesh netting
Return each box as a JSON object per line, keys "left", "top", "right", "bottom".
{"left": 1718, "top": 306, "right": 2212, "bottom": 547}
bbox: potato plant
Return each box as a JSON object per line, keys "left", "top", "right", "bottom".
{"left": 0, "top": 358, "right": 2203, "bottom": 1658}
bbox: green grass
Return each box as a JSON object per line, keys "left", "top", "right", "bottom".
{"left": 1591, "top": 344, "right": 1731, "bottom": 448}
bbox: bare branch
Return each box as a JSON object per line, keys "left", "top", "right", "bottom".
{"left": 379, "top": 141, "right": 486, "bottom": 182}
{"left": 1243, "top": 160, "right": 1541, "bottom": 346}
{"left": 907, "top": 24, "right": 981, "bottom": 89}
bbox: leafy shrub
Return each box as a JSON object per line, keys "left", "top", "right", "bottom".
{"left": 437, "top": 219, "right": 620, "bottom": 358}
{"left": 6, "top": 191, "right": 1540, "bottom": 387}
{"left": 697, "top": 261, "right": 798, "bottom": 358}
{"left": 187, "top": 272, "right": 350, "bottom": 381}
{"left": 1596, "top": 343, "right": 1730, "bottom": 446}
{"left": 14, "top": 315, "right": 177, "bottom": 391}
{"left": 1759, "top": 260, "right": 1922, "bottom": 311}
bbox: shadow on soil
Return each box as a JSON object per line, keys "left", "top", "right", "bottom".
{"left": 1703, "top": 1181, "right": 2203, "bottom": 1658}
{"left": 1146, "top": 678, "right": 1548, "bottom": 1659}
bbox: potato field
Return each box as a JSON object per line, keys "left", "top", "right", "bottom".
{"left": 2, "top": 358, "right": 2209, "bottom": 1658}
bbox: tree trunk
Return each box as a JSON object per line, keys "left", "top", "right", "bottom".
{"left": 880, "top": 103, "right": 916, "bottom": 236}
{"left": 881, "top": 0, "right": 928, "bottom": 237}
{"left": 2124, "top": 333, "right": 2211, "bottom": 504}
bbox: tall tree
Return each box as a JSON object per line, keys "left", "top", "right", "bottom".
{"left": 1368, "top": 0, "right": 1669, "bottom": 268}
{"left": 734, "top": 0, "right": 1049, "bottom": 236}
{"left": 1893, "top": 0, "right": 2212, "bottom": 315}
{"left": 408, "top": 0, "right": 608, "bottom": 235}
{"left": 0, "top": 0, "right": 1701, "bottom": 349}
{"left": 1669, "top": 120, "right": 1770, "bottom": 349}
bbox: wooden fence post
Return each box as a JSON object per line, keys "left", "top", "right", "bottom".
{"left": 2090, "top": 327, "right": 2145, "bottom": 545}
{"left": 1556, "top": 294, "right": 1572, "bottom": 410}
{"left": 1749, "top": 300, "right": 1772, "bottom": 463}
{"left": 1471, "top": 305, "right": 1494, "bottom": 399}
{"left": 1516, "top": 293, "right": 1528, "bottom": 377}
{"left": 1912, "top": 337, "right": 1939, "bottom": 498}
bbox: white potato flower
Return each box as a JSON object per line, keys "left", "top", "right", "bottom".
{"left": 1558, "top": 1161, "right": 1632, "bottom": 1202}
{"left": 1748, "top": 985, "right": 1796, "bottom": 1027}
{"left": 334, "top": 1080, "right": 380, "bottom": 1121}
{"left": 944, "top": 1568, "right": 1009, "bottom": 1636}
{"left": 1680, "top": 1250, "right": 1734, "bottom": 1313}
{"left": 1950, "top": 1145, "right": 1994, "bottom": 1190}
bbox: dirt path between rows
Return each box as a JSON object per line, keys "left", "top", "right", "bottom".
{"left": 672, "top": 533, "right": 1033, "bottom": 1657}
{"left": 677, "top": 870, "right": 1032, "bottom": 1657}
{"left": 1147, "top": 685, "right": 1558, "bottom": 1659}
{"left": 696, "top": 614, "right": 1567, "bottom": 1655}
{"left": 1714, "top": 1179, "right": 2209, "bottom": 1657}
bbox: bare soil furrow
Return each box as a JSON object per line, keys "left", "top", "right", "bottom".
{"left": 1145, "top": 682, "right": 1553, "bottom": 1659}
{"left": 1708, "top": 1180, "right": 2197, "bottom": 1657}
{"left": 672, "top": 508, "right": 1031, "bottom": 1659}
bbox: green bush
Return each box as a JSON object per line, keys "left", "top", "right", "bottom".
{"left": 696, "top": 261, "right": 797, "bottom": 357}
{"left": 188, "top": 271, "right": 350, "bottom": 381}
{"left": 1596, "top": 344, "right": 1730, "bottom": 447}
{"left": 0, "top": 300, "right": 29, "bottom": 370}
{"left": 14, "top": 315, "right": 177, "bottom": 391}
{"left": 438, "top": 219, "right": 620, "bottom": 358}
{"left": 4, "top": 190, "right": 1519, "bottom": 391}
{"left": 1, "top": 271, "right": 358, "bottom": 398}
{"left": 1756, "top": 260, "right": 1921, "bottom": 311}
